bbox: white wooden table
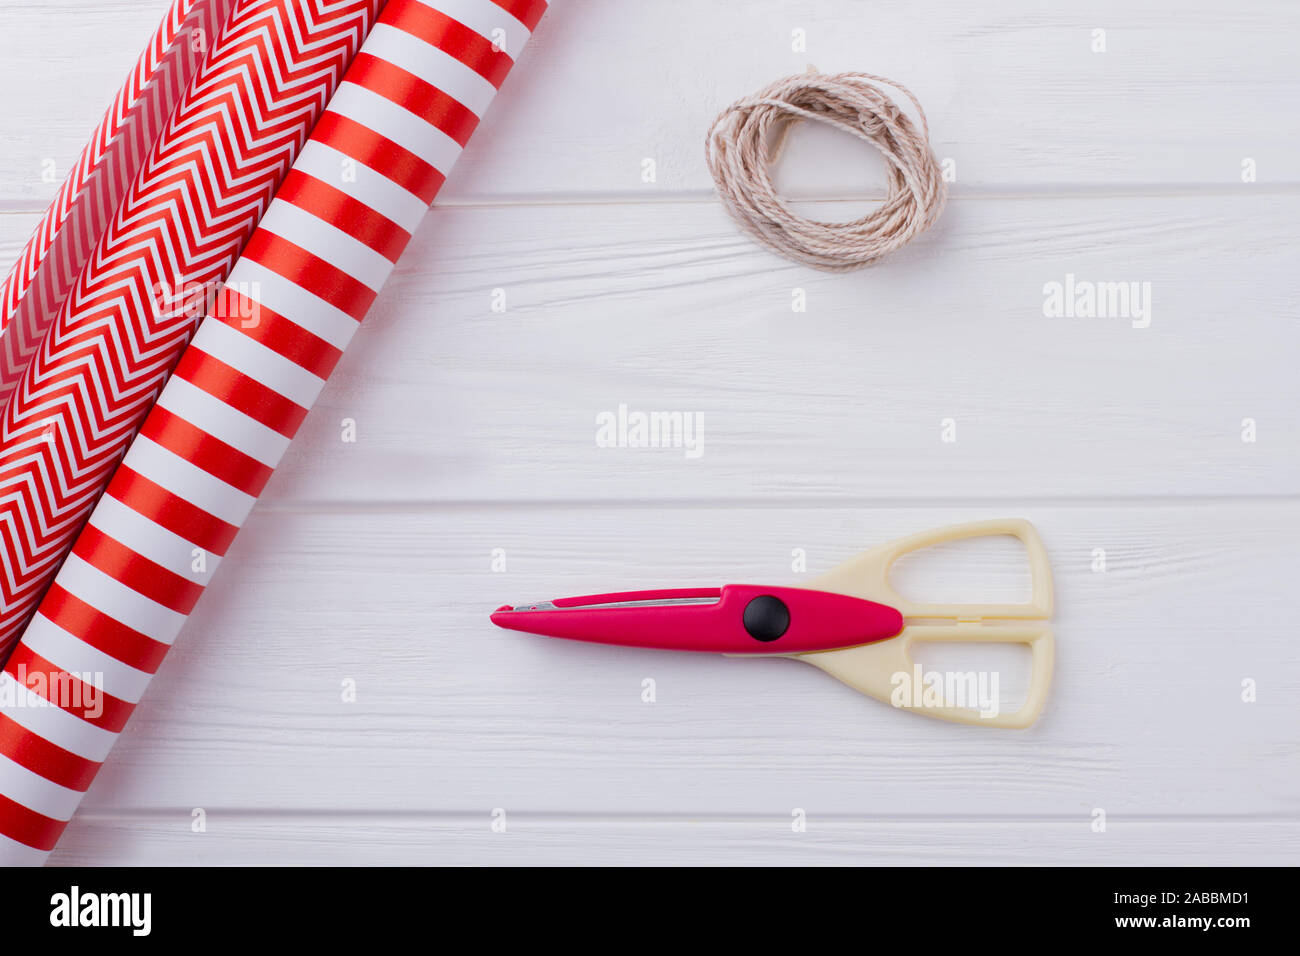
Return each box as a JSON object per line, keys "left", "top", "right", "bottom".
{"left": 1, "top": 0, "right": 1297, "bottom": 865}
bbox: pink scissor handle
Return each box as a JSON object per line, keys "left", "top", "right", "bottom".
{"left": 490, "top": 585, "right": 904, "bottom": 654}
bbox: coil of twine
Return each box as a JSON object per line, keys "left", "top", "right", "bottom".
{"left": 705, "top": 71, "right": 947, "bottom": 272}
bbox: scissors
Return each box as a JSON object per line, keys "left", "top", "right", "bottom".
{"left": 491, "top": 518, "right": 1055, "bottom": 728}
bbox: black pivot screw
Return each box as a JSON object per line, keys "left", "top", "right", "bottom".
{"left": 743, "top": 595, "right": 790, "bottom": 642}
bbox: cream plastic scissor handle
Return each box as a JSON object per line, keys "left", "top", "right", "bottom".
{"left": 808, "top": 518, "right": 1053, "bottom": 620}
{"left": 799, "top": 519, "right": 1055, "bottom": 729}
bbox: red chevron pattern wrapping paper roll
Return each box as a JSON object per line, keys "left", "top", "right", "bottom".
{"left": 0, "top": 0, "right": 547, "bottom": 864}
{"left": 0, "top": 0, "right": 238, "bottom": 405}
{"left": 0, "top": 0, "right": 384, "bottom": 657}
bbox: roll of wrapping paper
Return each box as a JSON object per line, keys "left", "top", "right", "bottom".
{"left": 0, "top": 0, "right": 385, "bottom": 657}
{"left": 0, "top": 0, "right": 238, "bottom": 403}
{"left": 0, "top": 0, "right": 547, "bottom": 863}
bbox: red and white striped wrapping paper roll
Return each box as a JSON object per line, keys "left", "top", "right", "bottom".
{"left": 0, "top": 0, "right": 547, "bottom": 864}
{"left": 0, "top": 0, "right": 236, "bottom": 404}
{"left": 0, "top": 0, "right": 385, "bottom": 657}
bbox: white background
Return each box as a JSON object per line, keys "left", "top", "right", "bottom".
{"left": 1, "top": 0, "right": 1297, "bottom": 864}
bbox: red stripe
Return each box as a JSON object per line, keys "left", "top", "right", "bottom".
{"left": 72, "top": 525, "right": 202, "bottom": 616}
{"left": 242, "top": 231, "right": 376, "bottom": 321}
{"left": 490, "top": 0, "right": 547, "bottom": 32}
{"left": 349, "top": 53, "right": 480, "bottom": 146}
{"left": 41, "top": 584, "right": 170, "bottom": 675}
{"left": 313, "top": 111, "right": 444, "bottom": 204}
{"left": 388, "top": 0, "right": 514, "bottom": 86}
{"left": 216, "top": 290, "right": 343, "bottom": 380}
{"left": 174, "top": 349, "right": 309, "bottom": 438}
{"left": 139, "top": 408, "right": 272, "bottom": 502}
{"left": 4, "top": 645, "right": 134, "bottom": 733}
{"left": 277, "top": 170, "right": 410, "bottom": 262}
{"left": 0, "top": 712, "right": 100, "bottom": 791}
{"left": 0, "top": 792, "right": 65, "bottom": 852}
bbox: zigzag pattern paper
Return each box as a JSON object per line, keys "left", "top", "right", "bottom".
{"left": 0, "top": 0, "right": 546, "bottom": 864}
{"left": 0, "top": 0, "right": 384, "bottom": 656}
{"left": 0, "top": 0, "right": 237, "bottom": 405}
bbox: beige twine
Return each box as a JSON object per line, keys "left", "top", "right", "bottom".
{"left": 705, "top": 71, "right": 947, "bottom": 272}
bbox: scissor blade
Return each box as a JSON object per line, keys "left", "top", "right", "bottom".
{"left": 493, "top": 587, "right": 722, "bottom": 614}
{"left": 489, "top": 599, "right": 718, "bottom": 648}
{"left": 496, "top": 597, "right": 720, "bottom": 613}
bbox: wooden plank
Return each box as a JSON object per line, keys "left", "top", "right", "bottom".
{"left": 2, "top": 0, "right": 1299, "bottom": 208}
{"left": 50, "top": 814, "right": 1300, "bottom": 865}
{"left": 0, "top": 213, "right": 37, "bottom": 259}
{"left": 258, "top": 194, "right": 1300, "bottom": 502}
{"left": 75, "top": 503, "right": 1300, "bottom": 816}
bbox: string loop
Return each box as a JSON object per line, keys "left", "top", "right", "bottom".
{"left": 705, "top": 72, "right": 947, "bottom": 272}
